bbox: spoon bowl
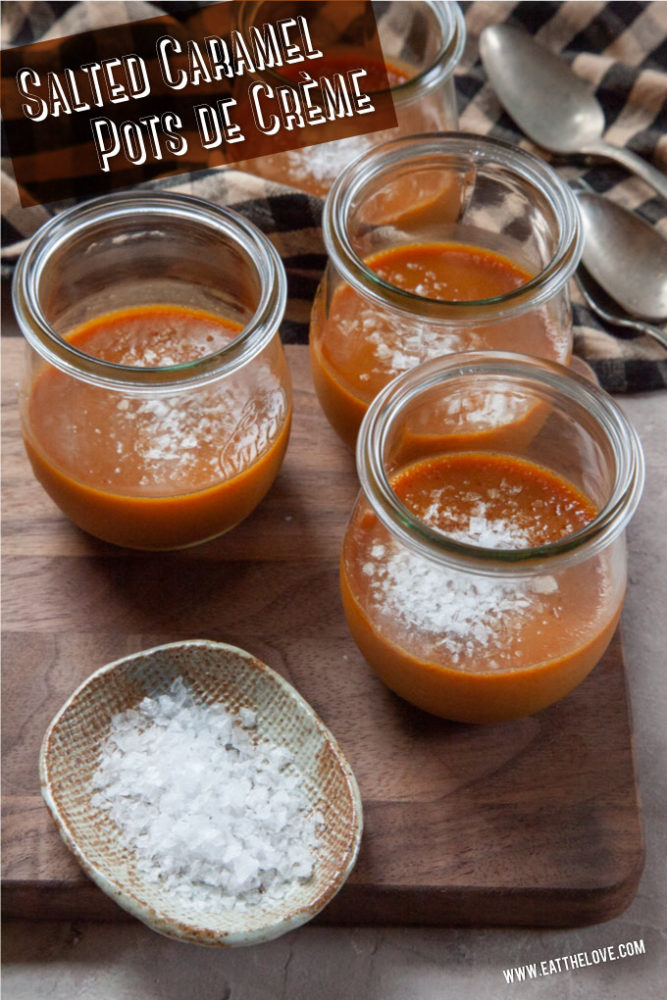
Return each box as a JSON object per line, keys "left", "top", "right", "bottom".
{"left": 576, "top": 191, "right": 667, "bottom": 323}
{"left": 480, "top": 24, "right": 667, "bottom": 201}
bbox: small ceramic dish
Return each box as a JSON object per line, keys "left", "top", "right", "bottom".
{"left": 40, "top": 640, "right": 363, "bottom": 946}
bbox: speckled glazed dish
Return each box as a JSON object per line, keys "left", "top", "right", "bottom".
{"left": 40, "top": 640, "right": 363, "bottom": 946}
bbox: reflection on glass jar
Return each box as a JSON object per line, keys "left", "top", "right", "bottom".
{"left": 13, "top": 192, "right": 292, "bottom": 550}
{"left": 235, "top": 0, "right": 465, "bottom": 195}
{"left": 340, "top": 353, "right": 644, "bottom": 723}
{"left": 311, "top": 133, "right": 583, "bottom": 450}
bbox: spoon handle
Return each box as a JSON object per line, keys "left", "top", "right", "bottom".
{"left": 582, "top": 141, "right": 667, "bottom": 202}
{"left": 594, "top": 309, "right": 667, "bottom": 350}
{"left": 622, "top": 318, "right": 667, "bottom": 350}
{"left": 576, "top": 273, "right": 667, "bottom": 350}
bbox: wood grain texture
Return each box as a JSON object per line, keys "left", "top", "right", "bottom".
{"left": 1, "top": 339, "right": 644, "bottom": 926}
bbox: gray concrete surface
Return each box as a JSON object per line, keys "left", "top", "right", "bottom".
{"left": 2, "top": 390, "right": 665, "bottom": 998}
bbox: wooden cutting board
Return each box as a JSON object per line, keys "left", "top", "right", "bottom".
{"left": 1, "top": 338, "right": 644, "bottom": 927}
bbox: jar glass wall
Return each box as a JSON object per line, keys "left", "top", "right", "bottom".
{"left": 235, "top": 1, "right": 465, "bottom": 195}
{"left": 311, "top": 133, "right": 583, "bottom": 449}
{"left": 340, "top": 353, "right": 644, "bottom": 723}
{"left": 13, "top": 192, "right": 292, "bottom": 550}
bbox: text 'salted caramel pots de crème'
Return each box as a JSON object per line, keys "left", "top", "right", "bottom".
{"left": 310, "top": 133, "right": 583, "bottom": 450}
{"left": 235, "top": 0, "right": 466, "bottom": 196}
{"left": 341, "top": 352, "right": 645, "bottom": 724}
{"left": 13, "top": 192, "right": 292, "bottom": 550}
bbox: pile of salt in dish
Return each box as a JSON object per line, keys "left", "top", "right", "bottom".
{"left": 91, "top": 677, "right": 325, "bottom": 911}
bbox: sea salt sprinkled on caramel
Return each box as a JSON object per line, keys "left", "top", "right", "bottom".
{"left": 362, "top": 542, "right": 545, "bottom": 663}
{"left": 54, "top": 306, "right": 288, "bottom": 492}
{"left": 348, "top": 454, "right": 600, "bottom": 668}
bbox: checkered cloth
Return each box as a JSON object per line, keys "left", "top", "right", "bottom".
{"left": 2, "top": 0, "right": 666, "bottom": 391}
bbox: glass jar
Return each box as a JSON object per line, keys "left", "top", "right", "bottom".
{"left": 340, "top": 352, "right": 644, "bottom": 723}
{"left": 311, "top": 133, "right": 583, "bottom": 450}
{"left": 13, "top": 192, "right": 292, "bottom": 550}
{"left": 235, "top": 0, "right": 465, "bottom": 195}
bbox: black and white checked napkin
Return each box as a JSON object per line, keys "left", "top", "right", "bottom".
{"left": 2, "top": 0, "right": 666, "bottom": 391}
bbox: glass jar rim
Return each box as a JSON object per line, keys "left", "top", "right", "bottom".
{"left": 237, "top": 1, "right": 466, "bottom": 100}
{"left": 12, "top": 190, "right": 287, "bottom": 392}
{"left": 356, "top": 351, "right": 645, "bottom": 575}
{"left": 374, "top": 0, "right": 466, "bottom": 100}
{"left": 323, "top": 132, "right": 583, "bottom": 324}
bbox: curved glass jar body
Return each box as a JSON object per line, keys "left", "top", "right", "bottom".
{"left": 13, "top": 192, "right": 292, "bottom": 550}
{"left": 340, "top": 353, "right": 644, "bottom": 723}
{"left": 235, "top": 1, "right": 465, "bottom": 195}
{"left": 311, "top": 133, "right": 583, "bottom": 450}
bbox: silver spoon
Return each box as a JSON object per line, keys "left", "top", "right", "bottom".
{"left": 574, "top": 191, "right": 667, "bottom": 349}
{"left": 576, "top": 266, "right": 667, "bottom": 350}
{"left": 480, "top": 24, "right": 667, "bottom": 202}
